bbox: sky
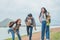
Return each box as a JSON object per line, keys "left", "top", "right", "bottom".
{"left": 0, "top": 0, "right": 60, "bottom": 25}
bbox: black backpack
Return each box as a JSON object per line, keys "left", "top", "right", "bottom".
{"left": 9, "top": 22, "right": 14, "bottom": 28}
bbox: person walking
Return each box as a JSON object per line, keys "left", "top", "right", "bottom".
{"left": 25, "top": 13, "right": 36, "bottom": 40}
{"left": 14, "top": 19, "right": 21, "bottom": 40}
{"left": 39, "top": 7, "right": 51, "bottom": 40}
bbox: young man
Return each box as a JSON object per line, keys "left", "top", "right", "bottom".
{"left": 25, "top": 13, "right": 36, "bottom": 40}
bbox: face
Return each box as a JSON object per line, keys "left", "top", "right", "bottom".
{"left": 17, "top": 19, "right": 21, "bottom": 24}
{"left": 41, "top": 8, "right": 45, "bottom": 13}
{"left": 28, "top": 16, "right": 32, "bottom": 19}
{"left": 30, "top": 16, "right": 32, "bottom": 19}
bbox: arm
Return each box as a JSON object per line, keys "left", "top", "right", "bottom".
{"left": 48, "top": 12, "right": 51, "bottom": 23}
{"left": 25, "top": 17, "right": 29, "bottom": 26}
{"left": 32, "top": 18, "right": 36, "bottom": 30}
{"left": 39, "top": 14, "right": 42, "bottom": 23}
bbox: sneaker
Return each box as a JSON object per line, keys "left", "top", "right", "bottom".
{"left": 46, "top": 39, "right": 49, "bottom": 40}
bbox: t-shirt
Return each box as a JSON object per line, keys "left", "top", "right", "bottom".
{"left": 15, "top": 24, "right": 21, "bottom": 30}
{"left": 40, "top": 13, "right": 46, "bottom": 21}
{"left": 46, "top": 19, "right": 51, "bottom": 26}
{"left": 27, "top": 19, "right": 32, "bottom": 24}
{"left": 39, "top": 12, "right": 48, "bottom": 22}
{"left": 25, "top": 17, "right": 36, "bottom": 27}
{"left": 46, "top": 22, "right": 50, "bottom": 26}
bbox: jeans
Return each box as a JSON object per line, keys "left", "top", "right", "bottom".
{"left": 8, "top": 28, "right": 15, "bottom": 40}
{"left": 16, "top": 30, "right": 21, "bottom": 40}
{"left": 41, "top": 21, "right": 50, "bottom": 40}
{"left": 46, "top": 25, "right": 50, "bottom": 40}
{"left": 27, "top": 26, "right": 33, "bottom": 40}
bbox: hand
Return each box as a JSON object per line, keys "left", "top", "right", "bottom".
{"left": 8, "top": 30, "right": 10, "bottom": 34}
{"left": 34, "top": 27, "right": 37, "bottom": 30}
{"left": 39, "top": 18, "right": 42, "bottom": 23}
{"left": 39, "top": 19, "right": 42, "bottom": 23}
{"left": 15, "top": 32, "right": 18, "bottom": 34}
{"left": 46, "top": 19, "right": 48, "bottom": 23}
{"left": 8, "top": 31, "right": 9, "bottom": 34}
{"left": 26, "top": 22, "right": 31, "bottom": 26}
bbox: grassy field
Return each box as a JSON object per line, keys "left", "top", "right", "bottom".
{"left": 51, "top": 32, "right": 60, "bottom": 40}
{"left": 5, "top": 32, "right": 60, "bottom": 40}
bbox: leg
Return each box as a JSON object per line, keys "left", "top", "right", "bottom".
{"left": 29, "top": 26, "right": 33, "bottom": 40}
{"left": 11, "top": 30, "right": 15, "bottom": 40}
{"left": 8, "top": 29, "right": 11, "bottom": 34}
{"left": 41, "top": 21, "right": 46, "bottom": 40}
{"left": 8, "top": 28, "right": 13, "bottom": 34}
{"left": 46, "top": 26, "right": 50, "bottom": 40}
{"left": 8, "top": 28, "right": 15, "bottom": 40}
{"left": 27, "top": 26, "right": 29, "bottom": 35}
{"left": 16, "top": 30, "right": 21, "bottom": 40}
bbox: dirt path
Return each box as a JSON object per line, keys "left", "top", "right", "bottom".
{"left": 21, "top": 27, "right": 60, "bottom": 40}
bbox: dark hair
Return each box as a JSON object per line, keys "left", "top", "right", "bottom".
{"left": 40, "top": 7, "right": 47, "bottom": 17}
{"left": 28, "top": 13, "right": 32, "bottom": 17}
{"left": 15, "top": 19, "right": 21, "bottom": 24}
{"left": 41, "top": 7, "right": 47, "bottom": 13}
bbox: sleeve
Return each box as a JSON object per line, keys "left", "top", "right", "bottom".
{"left": 32, "top": 18, "right": 36, "bottom": 27}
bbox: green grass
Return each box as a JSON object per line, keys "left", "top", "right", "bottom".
{"left": 5, "top": 32, "right": 60, "bottom": 40}
{"left": 5, "top": 35, "right": 27, "bottom": 40}
{"left": 5, "top": 32, "right": 38, "bottom": 40}
{"left": 51, "top": 32, "right": 60, "bottom": 40}
{"left": 5, "top": 37, "right": 18, "bottom": 40}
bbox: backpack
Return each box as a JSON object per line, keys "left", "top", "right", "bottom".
{"left": 9, "top": 22, "right": 14, "bottom": 28}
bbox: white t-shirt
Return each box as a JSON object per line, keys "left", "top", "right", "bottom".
{"left": 40, "top": 13, "right": 48, "bottom": 21}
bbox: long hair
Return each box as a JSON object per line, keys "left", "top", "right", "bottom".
{"left": 40, "top": 7, "right": 47, "bottom": 17}
{"left": 15, "top": 19, "right": 21, "bottom": 24}
{"left": 41, "top": 7, "right": 47, "bottom": 13}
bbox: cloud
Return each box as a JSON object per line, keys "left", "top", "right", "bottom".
{"left": 0, "top": 0, "right": 60, "bottom": 25}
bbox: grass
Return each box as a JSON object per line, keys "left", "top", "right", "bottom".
{"left": 5, "top": 32, "right": 38, "bottom": 40}
{"left": 5, "top": 32, "right": 60, "bottom": 40}
{"left": 5, "top": 35, "right": 26, "bottom": 40}
{"left": 51, "top": 32, "right": 60, "bottom": 40}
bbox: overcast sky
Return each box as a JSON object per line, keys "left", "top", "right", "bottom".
{"left": 0, "top": 0, "right": 60, "bottom": 25}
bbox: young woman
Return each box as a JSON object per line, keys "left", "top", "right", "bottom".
{"left": 39, "top": 7, "right": 50, "bottom": 40}
{"left": 46, "top": 12, "right": 51, "bottom": 40}
{"left": 8, "top": 19, "right": 21, "bottom": 40}
{"left": 14, "top": 19, "right": 21, "bottom": 40}
{"left": 25, "top": 13, "right": 36, "bottom": 40}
